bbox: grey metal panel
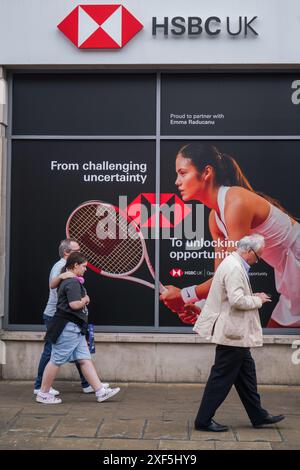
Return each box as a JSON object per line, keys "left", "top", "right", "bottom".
{"left": 11, "top": 135, "right": 156, "bottom": 140}
{"left": 3, "top": 73, "right": 12, "bottom": 330}
{"left": 154, "top": 72, "right": 161, "bottom": 331}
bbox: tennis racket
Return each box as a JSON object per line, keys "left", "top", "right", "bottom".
{"left": 66, "top": 200, "right": 166, "bottom": 293}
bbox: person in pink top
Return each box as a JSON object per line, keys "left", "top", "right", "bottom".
{"left": 160, "top": 143, "right": 300, "bottom": 328}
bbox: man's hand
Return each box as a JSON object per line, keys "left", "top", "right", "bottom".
{"left": 50, "top": 270, "right": 76, "bottom": 289}
{"left": 160, "top": 285, "right": 184, "bottom": 313}
{"left": 60, "top": 271, "right": 76, "bottom": 280}
{"left": 254, "top": 292, "right": 272, "bottom": 304}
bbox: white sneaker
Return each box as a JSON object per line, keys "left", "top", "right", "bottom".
{"left": 82, "top": 383, "right": 109, "bottom": 393}
{"left": 34, "top": 387, "right": 60, "bottom": 396}
{"left": 96, "top": 387, "right": 120, "bottom": 403}
{"left": 36, "top": 392, "right": 62, "bottom": 404}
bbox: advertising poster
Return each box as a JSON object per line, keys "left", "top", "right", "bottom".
{"left": 10, "top": 73, "right": 158, "bottom": 327}
{"left": 9, "top": 72, "right": 300, "bottom": 330}
{"left": 159, "top": 73, "right": 300, "bottom": 328}
{"left": 10, "top": 140, "right": 156, "bottom": 326}
{"left": 159, "top": 140, "right": 300, "bottom": 328}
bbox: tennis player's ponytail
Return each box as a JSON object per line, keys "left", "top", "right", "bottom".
{"left": 177, "top": 143, "right": 253, "bottom": 189}
{"left": 177, "top": 143, "right": 290, "bottom": 214}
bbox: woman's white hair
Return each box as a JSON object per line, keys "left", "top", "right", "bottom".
{"left": 237, "top": 234, "right": 265, "bottom": 253}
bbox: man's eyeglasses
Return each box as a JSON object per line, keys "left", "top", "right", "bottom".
{"left": 250, "top": 248, "right": 260, "bottom": 263}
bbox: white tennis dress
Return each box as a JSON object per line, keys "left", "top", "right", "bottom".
{"left": 214, "top": 186, "right": 300, "bottom": 327}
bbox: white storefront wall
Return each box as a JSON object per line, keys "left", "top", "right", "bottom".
{"left": 0, "top": 0, "right": 299, "bottom": 66}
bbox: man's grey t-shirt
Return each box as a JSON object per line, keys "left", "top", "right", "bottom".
{"left": 43, "top": 258, "right": 66, "bottom": 317}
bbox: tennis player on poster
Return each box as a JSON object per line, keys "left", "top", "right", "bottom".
{"left": 161, "top": 143, "right": 300, "bottom": 328}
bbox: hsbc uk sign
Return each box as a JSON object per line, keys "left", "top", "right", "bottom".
{"left": 152, "top": 16, "right": 258, "bottom": 37}
{"left": 57, "top": 5, "right": 259, "bottom": 50}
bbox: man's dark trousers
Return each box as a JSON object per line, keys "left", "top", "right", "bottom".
{"left": 195, "top": 344, "right": 269, "bottom": 427}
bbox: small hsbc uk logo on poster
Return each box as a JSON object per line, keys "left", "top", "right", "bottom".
{"left": 170, "top": 269, "right": 184, "bottom": 278}
{"left": 57, "top": 4, "right": 143, "bottom": 49}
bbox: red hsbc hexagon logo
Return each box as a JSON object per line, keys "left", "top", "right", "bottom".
{"left": 58, "top": 5, "right": 143, "bottom": 49}
{"left": 170, "top": 269, "right": 184, "bottom": 278}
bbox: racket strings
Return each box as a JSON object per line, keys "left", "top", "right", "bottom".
{"left": 68, "top": 204, "right": 143, "bottom": 275}
{"left": 71, "top": 211, "right": 142, "bottom": 274}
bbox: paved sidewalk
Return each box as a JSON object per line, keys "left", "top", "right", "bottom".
{"left": 0, "top": 381, "right": 299, "bottom": 450}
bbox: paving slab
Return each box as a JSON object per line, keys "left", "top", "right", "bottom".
{"left": 236, "top": 427, "right": 282, "bottom": 442}
{"left": 97, "top": 418, "right": 145, "bottom": 439}
{"left": 190, "top": 427, "right": 236, "bottom": 441}
{"left": 216, "top": 441, "right": 272, "bottom": 450}
{"left": 0, "top": 407, "right": 22, "bottom": 432}
{"left": 115, "top": 406, "right": 164, "bottom": 420}
{"left": 158, "top": 440, "right": 215, "bottom": 450}
{"left": 41, "top": 437, "right": 103, "bottom": 450}
{"left": 21, "top": 404, "right": 72, "bottom": 415}
{"left": 7, "top": 414, "right": 59, "bottom": 436}
{"left": 144, "top": 419, "right": 189, "bottom": 440}
{"left": 271, "top": 440, "right": 300, "bottom": 450}
{"left": 163, "top": 411, "right": 197, "bottom": 421}
{"left": 52, "top": 415, "right": 102, "bottom": 438}
{"left": 0, "top": 435, "right": 48, "bottom": 450}
{"left": 67, "top": 406, "right": 118, "bottom": 418}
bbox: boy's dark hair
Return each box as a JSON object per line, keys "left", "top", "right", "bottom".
{"left": 61, "top": 252, "right": 87, "bottom": 272}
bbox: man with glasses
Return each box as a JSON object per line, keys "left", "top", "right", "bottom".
{"left": 191, "top": 234, "right": 285, "bottom": 432}
{"left": 33, "top": 238, "right": 95, "bottom": 395}
{"left": 250, "top": 247, "right": 260, "bottom": 264}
